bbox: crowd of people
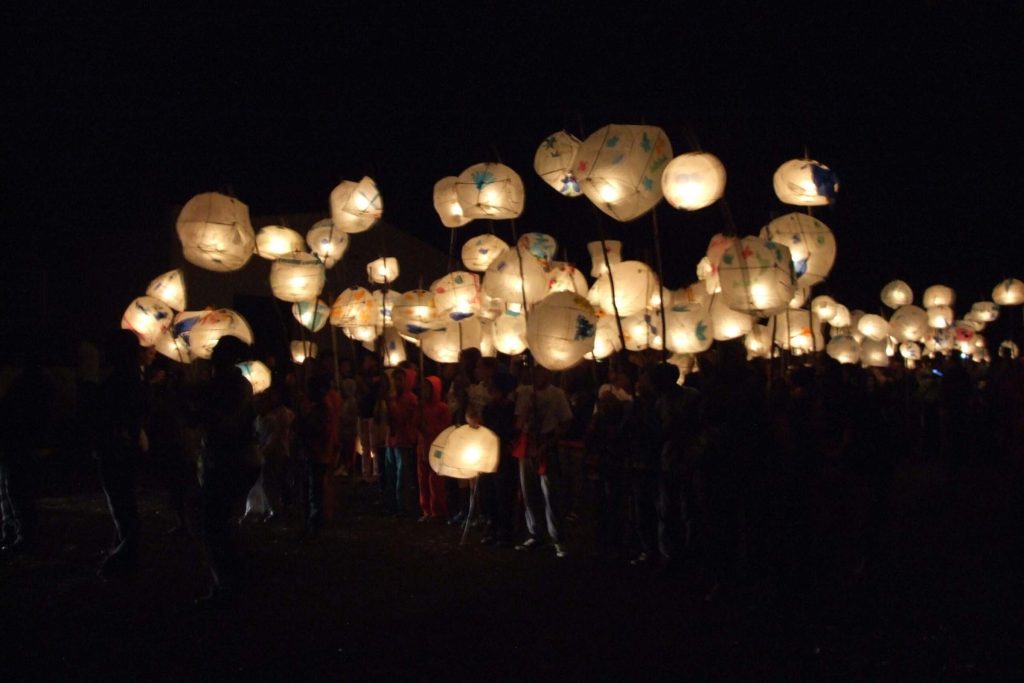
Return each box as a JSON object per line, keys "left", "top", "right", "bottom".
{"left": 2, "top": 331, "right": 1023, "bottom": 608}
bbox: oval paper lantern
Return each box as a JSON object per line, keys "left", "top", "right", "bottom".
{"left": 587, "top": 240, "right": 623, "bottom": 278}
{"left": 881, "top": 280, "right": 913, "bottom": 308}
{"left": 483, "top": 249, "right": 548, "bottom": 309}
{"left": 922, "top": 285, "right": 955, "bottom": 308}
{"left": 664, "top": 301, "right": 713, "bottom": 354}
{"left": 373, "top": 289, "right": 399, "bottom": 328}
{"left": 461, "top": 234, "right": 508, "bottom": 272}
{"left": 381, "top": 327, "right": 406, "bottom": 368}
{"left": 392, "top": 289, "right": 442, "bottom": 336}
{"left": 760, "top": 212, "right": 836, "bottom": 287}
{"left": 773, "top": 309, "right": 823, "bottom": 352}
{"left": 189, "top": 309, "right": 254, "bottom": 360}
{"left": 428, "top": 425, "right": 474, "bottom": 479}
{"left": 992, "top": 278, "right": 1024, "bottom": 306}
{"left": 545, "top": 262, "right": 588, "bottom": 295}
{"left": 146, "top": 269, "right": 187, "bottom": 312}
{"left": 330, "top": 287, "right": 379, "bottom": 328}
{"left": 492, "top": 310, "right": 528, "bottom": 355}
{"left": 534, "top": 131, "right": 582, "bottom": 197}
{"left": 857, "top": 314, "right": 891, "bottom": 342}
{"left": 454, "top": 162, "right": 524, "bottom": 220}
{"left": 154, "top": 330, "right": 193, "bottom": 364}
{"left": 432, "top": 271, "right": 482, "bottom": 321}
{"left": 574, "top": 124, "right": 672, "bottom": 222}
{"left": 444, "top": 425, "right": 499, "bottom": 474}
{"left": 661, "top": 151, "right": 726, "bottom": 211}
{"left": 745, "top": 324, "right": 773, "bottom": 359}
{"left": 702, "top": 234, "right": 738, "bottom": 295}
{"left": 589, "top": 260, "right": 659, "bottom": 317}
{"left": 433, "top": 176, "right": 472, "bottom": 228}
{"left": 589, "top": 312, "right": 622, "bottom": 360}
{"left": 518, "top": 232, "right": 558, "bottom": 262}
{"left": 889, "top": 305, "right": 928, "bottom": 342}
{"left": 256, "top": 225, "right": 305, "bottom": 260}
{"left": 121, "top": 296, "right": 174, "bottom": 347}
{"left": 827, "top": 335, "right": 860, "bottom": 364}
{"left": 829, "top": 304, "right": 852, "bottom": 329}
{"left": 927, "top": 305, "right": 954, "bottom": 329}
{"left": 716, "top": 237, "right": 796, "bottom": 317}
{"left": 237, "top": 360, "right": 272, "bottom": 394}
{"left": 421, "top": 319, "right": 482, "bottom": 363}
{"left": 810, "top": 295, "right": 838, "bottom": 323}
{"left": 330, "top": 176, "right": 382, "bottom": 234}
{"left": 970, "top": 301, "right": 999, "bottom": 322}
{"left": 526, "top": 292, "right": 597, "bottom": 371}
{"left": 290, "top": 340, "right": 317, "bottom": 364}
{"left": 176, "top": 192, "right": 255, "bottom": 272}
{"left": 367, "top": 257, "right": 400, "bottom": 284}
{"left": 860, "top": 338, "right": 890, "bottom": 368}
{"left": 772, "top": 158, "right": 839, "bottom": 206}
{"left": 709, "top": 294, "right": 753, "bottom": 341}
{"left": 306, "top": 219, "right": 350, "bottom": 268}
{"left": 270, "top": 252, "right": 326, "bottom": 303}
{"left": 292, "top": 299, "right": 330, "bottom": 333}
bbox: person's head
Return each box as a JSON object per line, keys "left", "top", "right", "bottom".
{"left": 423, "top": 375, "right": 442, "bottom": 403}
{"left": 490, "top": 371, "right": 517, "bottom": 401}
{"left": 211, "top": 335, "right": 250, "bottom": 373}
{"left": 392, "top": 368, "right": 406, "bottom": 394}
{"left": 649, "top": 362, "right": 680, "bottom": 394}
{"left": 341, "top": 378, "right": 357, "bottom": 399}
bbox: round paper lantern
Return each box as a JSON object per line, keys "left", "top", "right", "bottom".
{"left": 492, "top": 310, "right": 528, "bottom": 355}
{"left": 154, "top": 330, "right": 193, "bottom": 364}
{"left": 428, "top": 425, "right": 475, "bottom": 479}
{"left": 146, "top": 269, "right": 187, "bottom": 312}
{"left": 176, "top": 192, "right": 255, "bottom": 272}
{"left": 461, "top": 234, "right": 508, "bottom": 272}
{"left": 270, "top": 252, "right": 326, "bottom": 303}
{"left": 773, "top": 309, "right": 823, "bottom": 352}
{"left": 367, "top": 257, "right": 400, "bottom": 284}
{"left": 664, "top": 301, "right": 713, "bottom": 354}
{"left": 526, "top": 292, "right": 597, "bottom": 370}
{"left": 992, "top": 278, "right": 1024, "bottom": 306}
{"left": 444, "top": 424, "right": 500, "bottom": 474}
{"left": 760, "top": 213, "right": 836, "bottom": 287}
{"left": 622, "top": 310, "right": 661, "bottom": 351}
{"left": 421, "top": 319, "right": 482, "bottom": 363}
{"left": 674, "top": 281, "right": 711, "bottom": 309}
{"left": 477, "top": 292, "right": 506, "bottom": 321}
{"left": 589, "top": 312, "right": 622, "bottom": 360}
{"left": 479, "top": 319, "right": 497, "bottom": 358}
{"left": 745, "top": 324, "right": 773, "bottom": 359}
{"left": 953, "top": 323, "right": 977, "bottom": 352}
{"left": 926, "top": 305, "right": 953, "bottom": 329}
{"left": 857, "top": 314, "right": 891, "bottom": 342}
{"left": 860, "top": 338, "right": 890, "bottom": 367}
{"left": 373, "top": 290, "right": 399, "bottom": 328}
{"left": 589, "top": 261, "right": 659, "bottom": 317}
{"left": 925, "top": 328, "right": 955, "bottom": 354}
{"left": 433, "top": 176, "right": 472, "bottom": 228}
{"left": 237, "top": 361, "right": 272, "bottom": 394}
{"left": 810, "top": 295, "right": 838, "bottom": 323}
{"left": 534, "top": 131, "right": 583, "bottom": 197}
{"left": 889, "top": 305, "right": 928, "bottom": 342}
{"left": 701, "top": 234, "right": 738, "bottom": 295}
{"left": 330, "top": 176, "right": 383, "bottom": 234}
{"left": 962, "top": 312, "right": 986, "bottom": 331}
{"left": 290, "top": 340, "right": 317, "bottom": 364}
{"left": 716, "top": 237, "right": 796, "bottom": 317}
{"left": 392, "top": 289, "right": 442, "bottom": 336}
{"left": 344, "top": 325, "right": 380, "bottom": 344}
{"left": 881, "top": 280, "right": 913, "bottom": 308}
{"left": 827, "top": 335, "right": 860, "bottom": 364}
{"left": 922, "top": 285, "right": 955, "bottom": 308}
{"left": 970, "top": 301, "right": 999, "bottom": 322}
{"left": 518, "top": 232, "right": 558, "bottom": 262}
{"left": 432, "top": 271, "right": 482, "bottom": 321}
{"left": 256, "top": 225, "right": 305, "bottom": 260}
{"left": 483, "top": 249, "right": 548, "bottom": 309}
{"left": 899, "top": 342, "right": 922, "bottom": 361}
{"left": 189, "top": 309, "right": 254, "bottom": 360}
{"left": 574, "top": 124, "right": 673, "bottom": 222}
{"left": 710, "top": 294, "right": 753, "bottom": 341}
{"left": 587, "top": 240, "right": 623, "bottom": 277}
{"left": 661, "top": 151, "right": 726, "bottom": 211}
{"left": 546, "top": 262, "right": 588, "bottom": 295}
{"left": 829, "top": 304, "right": 851, "bottom": 329}
{"left": 381, "top": 327, "right": 406, "bottom": 368}
{"left": 330, "top": 287, "right": 379, "bottom": 328}
{"left": 772, "top": 158, "right": 839, "bottom": 206}
{"left": 999, "top": 340, "right": 1019, "bottom": 359}
{"left": 788, "top": 286, "right": 810, "bottom": 310}
{"left": 121, "top": 296, "right": 174, "bottom": 347}
{"left": 292, "top": 299, "right": 330, "bottom": 332}
{"left": 454, "top": 162, "right": 524, "bottom": 220}
{"left": 306, "top": 219, "right": 350, "bottom": 268}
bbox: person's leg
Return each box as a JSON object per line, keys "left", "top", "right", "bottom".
{"left": 518, "top": 458, "right": 543, "bottom": 542}
{"left": 400, "top": 448, "right": 418, "bottom": 515}
{"left": 98, "top": 455, "right": 140, "bottom": 575}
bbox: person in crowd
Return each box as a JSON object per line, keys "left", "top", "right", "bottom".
{"left": 444, "top": 363, "right": 472, "bottom": 524}
{"left": 416, "top": 375, "right": 451, "bottom": 522}
{"left": 587, "top": 366, "right": 630, "bottom": 559}
{"left": 357, "top": 353, "right": 385, "bottom": 487}
{"left": 625, "top": 365, "right": 660, "bottom": 567}
{"left": 480, "top": 372, "right": 520, "bottom": 547}
{"left": 385, "top": 367, "right": 419, "bottom": 516}
{"left": 334, "top": 378, "right": 360, "bottom": 479}
{"left": 297, "top": 373, "right": 333, "bottom": 533}
{"left": 146, "top": 359, "right": 190, "bottom": 535}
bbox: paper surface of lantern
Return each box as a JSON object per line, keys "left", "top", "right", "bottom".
{"left": 992, "top": 278, "right": 1024, "bottom": 305}
{"left": 622, "top": 310, "right": 661, "bottom": 351}
{"left": 857, "top": 314, "right": 891, "bottom": 342}
{"left": 432, "top": 271, "right": 482, "bottom": 321}
{"left": 292, "top": 299, "right": 330, "bottom": 332}
{"left": 574, "top": 124, "right": 673, "bottom": 222}
{"left": 889, "top": 305, "right": 928, "bottom": 342}
{"left": 829, "top": 304, "right": 851, "bottom": 329}
{"left": 237, "top": 361, "right": 272, "bottom": 394}
{"left": 589, "top": 261, "right": 659, "bottom": 318}
{"left": 970, "top": 301, "right": 999, "bottom": 322}
{"left": 421, "top": 319, "right": 482, "bottom": 363}
{"left": 999, "top": 340, "right": 1019, "bottom": 359}
{"left": 662, "top": 152, "right": 726, "bottom": 211}
{"left": 701, "top": 234, "right": 738, "bottom": 295}
{"left": 256, "top": 225, "right": 306, "bottom": 260}
{"left": 290, "top": 340, "right": 317, "bottom": 364}
{"left": 927, "top": 305, "right": 954, "bottom": 329}
{"left": 154, "top": 330, "right": 193, "bottom": 364}
{"left": 534, "top": 131, "right": 583, "bottom": 197}
{"left": 367, "top": 257, "right": 400, "bottom": 284}
{"left": 492, "top": 310, "right": 528, "bottom": 355}
{"left": 788, "top": 286, "right": 810, "bottom": 310}
{"left": 518, "top": 232, "right": 558, "bottom": 262}
{"left": 810, "top": 295, "right": 838, "bottom": 323}
{"left": 391, "top": 289, "right": 443, "bottom": 336}
{"left": 372, "top": 290, "right": 399, "bottom": 328}
{"left": 922, "top": 285, "right": 955, "bottom": 308}
{"left": 478, "top": 319, "right": 496, "bottom": 357}
{"left": 443, "top": 425, "right": 499, "bottom": 474}
{"left": 772, "top": 158, "right": 839, "bottom": 206}
{"left": 330, "top": 176, "right": 382, "bottom": 234}
{"left": 461, "top": 234, "right": 508, "bottom": 272}
{"left": 881, "top": 280, "right": 914, "bottom": 308}
{"left": 860, "top": 338, "right": 890, "bottom": 367}
{"left": 428, "top": 425, "right": 475, "bottom": 479}
{"left": 745, "top": 324, "right": 773, "bottom": 359}
{"left": 664, "top": 302, "right": 713, "bottom": 354}
{"left": 189, "top": 309, "right": 254, "bottom": 360}
{"left": 667, "top": 353, "right": 698, "bottom": 384}
{"left": 773, "top": 309, "right": 823, "bottom": 352}
{"left": 526, "top": 292, "right": 597, "bottom": 370}
{"left": 716, "top": 237, "right": 797, "bottom": 317}
{"left": 587, "top": 240, "right": 623, "bottom": 277}
{"left": 121, "top": 296, "right": 174, "bottom": 347}
{"left": 760, "top": 213, "right": 836, "bottom": 287}
{"left": 899, "top": 342, "right": 922, "bottom": 361}
{"left": 709, "top": 294, "right": 753, "bottom": 341}
{"left": 827, "top": 335, "right": 861, "bottom": 364}
{"left": 146, "top": 269, "right": 187, "bottom": 311}
{"left": 433, "top": 176, "right": 472, "bottom": 228}
{"left": 306, "top": 220, "right": 350, "bottom": 268}
{"left": 589, "top": 312, "right": 623, "bottom": 360}
{"left": 454, "top": 162, "right": 524, "bottom": 220}
{"left": 330, "top": 287, "right": 379, "bottom": 328}
{"left": 270, "top": 252, "right": 326, "bottom": 302}
{"left": 675, "top": 282, "right": 711, "bottom": 309}
{"left": 545, "top": 262, "right": 588, "bottom": 295}
{"left": 381, "top": 327, "right": 407, "bottom": 368}
{"left": 483, "top": 249, "right": 548, "bottom": 309}
{"left": 176, "top": 192, "right": 256, "bottom": 272}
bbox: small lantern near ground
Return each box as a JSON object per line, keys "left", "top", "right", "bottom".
{"left": 443, "top": 425, "right": 499, "bottom": 474}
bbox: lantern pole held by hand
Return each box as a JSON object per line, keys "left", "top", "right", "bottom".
{"left": 460, "top": 476, "right": 478, "bottom": 546}
{"left": 651, "top": 207, "right": 669, "bottom": 362}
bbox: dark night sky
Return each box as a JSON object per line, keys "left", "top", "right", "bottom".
{"left": 2, "top": 3, "right": 1021, "bottom": 348}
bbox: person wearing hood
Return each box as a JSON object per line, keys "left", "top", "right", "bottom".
{"left": 385, "top": 367, "right": 419, "bottom": 515}
{"left": 416, "top": 375, "right": 451, "bottom": 521}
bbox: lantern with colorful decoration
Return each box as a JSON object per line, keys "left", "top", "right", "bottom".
{"left": 760, "top": 212, "right": 836, "bottom": 287}
{"left": 574, "top": 124, "right": 672, "bottom": 222}
{"left": 455, "top": 163, "right": 524, "bottom": 220}
{"left": 330, "top": 176, "right": 382, "bottom": 234}
{"left": 176, "top": 192, "right": 255, "bottom": 272}
{"left": 772, "top": 158, "right": 839, "bottom": 206}
{"left": 534, "top": 131, "right": 582, "bottom": 197}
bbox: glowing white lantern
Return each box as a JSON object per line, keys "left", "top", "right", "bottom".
{"left": 970, "top": 301, "right": 999, "bottom": 322}
{"left": 330, "top": 287, "right": 379, "bottom": 328}
{"left": 483, "top": 249, "right": 548, "bottom": 309}
{"left": 433, "top": 176, "right": 472, "bottom": 228}
{"left": 444, "top": 425, "right": 499, "bottom": 474}
{"left": 270, "top": 252, "right": 326, "bottom": 303}
{"left": 899, "top": 342, "right": 921, "bottom": 361}
{"left": 290, "top": 340, "right": 317, "bottom": 364}
{"left": 176, "top": 192, "right": 255, "bottom": 272}
{"left": 999, "top": 340, "right": 1019, "bottom": 359}
{"left": 189, "top": 309, "right": 254, "bottom": 360}
{"left": 146, "top": 269, "right": 187, "bottom": 312}
{"left": 587, "top": 240, "right": 623, "bottom": 278}
{"left": 367, "top": 257, "right": 400, "bottom": 284}
{"left": 848, "top": 310, "right": 866, "bottom": 341}
{"left": 661, "top": 151, "right": 726, "bottom": 211}
{"left": 810, "top": 295, "right": 838, "bottom": 323}
{"left": 256, "top": 225, "right": 305, "bottom": 260}
{"left": 534, "top": 131, "right": 583, "bottom": 197}
{"left": 454, "top": 162, "right": 524, "bottom": 220}
{"left": 788, "top": 286, "right": 810, "bottom": 310}
{"left": 526, "top": 292, "right": 597, "bottom": 370}
{"left": 953, "top": 323, "right": 976, "bottom": 353}
{"left": 121, "top": 296, "right": 174, "bottom": 346}
{"left": 827, "top": 335, "right": 860, "bottom": 364}
{"left": 590, "top": 261, "right": 659, "bottom": 317}
{"left": 574, "top": 124, "right": 673, "bottom": 222}
{"left": 716, "top": 237, "right": 796, "bottom": 317}
{"left": 428, "top": 426, "right": 474, "bottom": 479}
{"left": 861, "top": 338, "right": 890, "bottom": 367}
{"left": 344, "top": 324, "right": 380, "bottom": 344}
{"left": 773, "top": 310, "right": 823, "bottom": 352}
{"left": 926, "top": 328, "right": 955, "bottom": 354}
{"left": 664, "top": 301, "right": 713, "bottom": 354}
{"left": 306, "top": 219, "right": 349, "bottom": 268}
{"left": 479, "top": 319, "right": 496, "bottom": 358}
{"left": 492, "top": 310, "right": 528, "bottom": 355}
{"left": 478, "top": 293, "right": 505, "bottom": 321}
{"left": 709, "top": 294, "right": 753, "bottom": 341}
{"left": 881, "top": 280, "right": 913, "bottom": 308}
{"left": 922, "top": 285, "right": 955, "bottom": 308}
{"left": 373, "top": 290, "right": 399, "bottom": 328}
{"left": 292, "top": 299, "right": 330, "bottom": 332}
{"left": 461, "top": 234, "right": 508, "bottom": 272}
{"left": 421, "top": 319, "right": 482, "bottom": 363}
{"left": 667, "top": 353, "right": 698, "bottom": 384}
{"left": 992, "top": 278, "right": 1024, "bottom": 305}
{"left": 392, "top": 289, "right": 442, "bottom": 336}
{"left": 760, "top": 212, "right": 836, "bottom": 287}
{"left": 772, "top": 158, "right": 839, "bottom": 206}
{"left": 857, "top": 314, "right": 891, "bottom": 342}
{"left": 621, "top": 310, "right": 661, "bottom": 351}
{"left": 745, "top": 324, "right": 773, "bottom": 359}
{"left": 154, "top": 331, "right": 193, "bottom": 364}
{"left": 381, "top": 327, "right": 406, "bottom": 368}
{"left": 546, "top": 262, "right": 588, "bottom": 295}
{"left": 927, "top": 305, "right": 954, "bottom": 329}
{"left": 962, "top": 312, "right": 986, "bottom": 331}
{"left": 675, "top": 282, "right": 711, "bottom": 309}
{"left": 518, "top": 232, "right": 558, "bottom": 262}
{"left": 330, "top": 176, "right": 382, "bottom": 234}
{"left": 237, "top": 361, "right": 272, "bottom": 394}
{"left": 829, "top": 304, "right": 851, "bottom": 329}
{"left": 701, "top": 233, "right": 737, "bottom": 295}
{"left": 889, "top": 305, "right": 928, "bottom": 342}
{"left": 432, "top": 271, "right": 482, "bottom": 321}
{"left": 589, "top": 312, "right": 622, "bottom": 360}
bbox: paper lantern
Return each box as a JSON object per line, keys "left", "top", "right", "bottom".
{"left": 492, "top": 310, "right": 528, "bottom": 355}
{"left": 306, "top": 219, "right": 350, "bottom": 268}
{"left": 290, "top": 340, "right": 317, "bottom": 364}
{"left": 454, "top": 162, "right": 524, "bottom": 220}
{"left": 330, "top": 287, "right": 379, "bottom": 328}
{"left": 534, "top": 131, "right": 583, "bottom": 197}
{"left": 773, "top": 309, "right": 823, "bottom": 352}
{"left": 992, "top": 278, "right": 1024, "bottom": 306}
{"left": 546, "top": 262, "right": 588, "bottom": 295}
{"left": 970, "top": 301, "right": 999, "bottom": 322}
{"left": 421, "top": 319, "right": 482, "bottom": 363}
{"left": 788, "top": 286, "right": 810, "bottom": 310}
{"left": 483, "top": 249, "right": 548, "bottom": 309}
{"left": 373, "top": 290, "right": 399, "bottom": 328}
{"left": 962, "top": 312, "right": 987, "bottom": 331}
{"left": 432, "top": 271, "right": 482, "bottom": 321}
{"left": 760, "top": 213, "right": 836, "bottom": 287}
{"left": 344, "top": 324, "right": 380, "bottom": 344}
{"left": 367, "top": 257, "right": 400, "bottom": 284}
{"left": 518, "top": 232, "right": 558, "bottom": 262}
{"left": 146, "top": 269, "right": 186, "bottom": 311}
{"left": 256, "top": 225, "right": 305, "bottom": 260}
{"left": 526, "top": 292, "right": 597, "bottom": 371}
{"left": 330, "top": 176, "right": 382, "bottom": 234}
{"left": 829, "top": 304, "right": 851, "bottom": 329}
{"left": 922, "top": 285, "right": 955, "bottom": 308}
{"left": 999, "top": 340, "right": 1019, "bottom": 359}
{"left": 667, "top": 353, "right": 698, "bottom": 384}
{"left": 574, "top": 124, "right": 672, "bottom": 222}
{"left": 827, "top": 335, "right": 860, "bottom": 364}
{"left": 857, "top": 314, "right": 891, "bottom": 342}
{"left": 588, "top": 312, "right": 622, "bottom": 360}
{"left": 589, "top": 261, "right": 659, "bottom": 317}
{"left": 674, "top": 282, "right": 711, "bottom": 310}
{"left": 433, "top": 176, "right": 472, "bottom": 228}
{"left": 428, "top": 426, "right": 475, "bottom": 479}
{"left": 709, "top": 294, "right": 753, "bottom": 341}
{"left": 461, "top": 234, "right": 508, "bottom": 272}
{"left": 292, "top": 299, "right": 330, "bottom": 333}
{"left": 953, "top": 323, "right": 976, "bottom": 353}
{"left": 744, "top": 325, "right": 773, "bottom": 359}
{"left": 381, "top": 327, "right": 406, "bottom": 368}
{"left": 899, "top": 342, "right": 921, "bottom": 361}
{"left": 925, "top": 328, "right": 955, "bottom": 354}
{"left": 479, "top": 319, "right": 497, "bottom": 358}
{"left": 860, "top": 338, "right": 890, "bottom": 367}
{"left": 176, "top": 192, "right": 255, "bottom": 272}
{"left": 716, "top": 237, "right": 796, "bottom": 317}
{"left": 772, "top": 158, "right": 839, "bottom": 206}
{"left": 700, "top": 233, "right": 738, "bottom": 295}
{"left": 154, "top": 330, "right": 193, "bottom": 364}
{"left": 121, "top": 296, "right": 174, "bottom": 347}
{"left": 881, "top": 280, "right": 913, "bottom": 308}
{"left": 189, "top": 309, "right": 254, "bottom": 360}
{"left": 587, "top": 240, "right": 623, "bottom": 278}
{"left": 810, "top": 295, "right": 838, "bottom": 323}
{"left": 664, "top": 302, "right": 713, "bottom": 354}
{"left": 927, "top": 305, "right": 954, "bottom": 329}
{"left": 392, "top": 289, "right": 443, "bottom": 336}
{"left": 270, "top": 252, "right": 326, "bottom": 303}
{"left": 621, "top": 310, "right": 660, "bottom": 351}
{"left": 443, "top": 425, "right": 499, "bottom": 474}
{"left": 237, "top": 361, "right": 272, "bottom": 394}
{"left": 477, "top": 292, "right": 506, "bottom": 321}
{"left": 889, "top": 305, "right": 928, "bottom": 342}
{"left": 661, "top": 151, "right": 726, "bottom": 211}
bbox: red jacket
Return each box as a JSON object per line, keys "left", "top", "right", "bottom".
{"left": 387, "top": 368, "right": 419, "bottom": 448}
{"left": 418, "top": 375, "right": 452, "bottom": 453}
